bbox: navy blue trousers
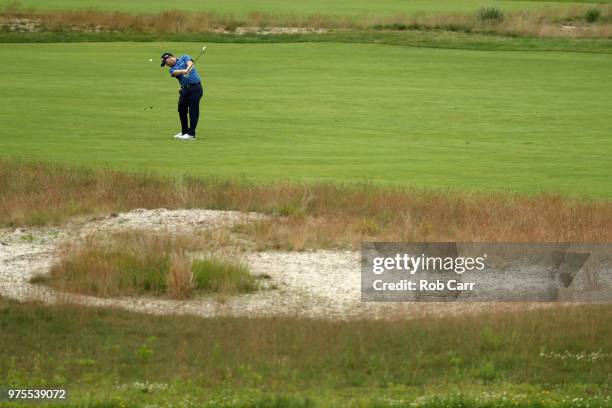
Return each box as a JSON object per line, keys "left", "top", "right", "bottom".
{"left": 178, "top": 84, "right": 203, "bottom": 136}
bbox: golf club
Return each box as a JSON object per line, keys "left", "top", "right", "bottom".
{"left": 186, "top": 45, "right": 206, "bottom": 75}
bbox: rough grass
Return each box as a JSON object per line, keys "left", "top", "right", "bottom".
{"left": 1, "top": 3, "right": 612, "bottom": 38}
{"left": 478, "top": 7, "right": 505, "bottom": 22}
{"left": 43, "top": 230, "right": 255, "bottom": 298}
{"left": 192, "top": 257, "right": 257, "bottom": 294}
{"left": 0, "top": 297, "right": 610, "bottom": 406}
{"left": 2, "top": 159, "right": 612, "bottom": 249}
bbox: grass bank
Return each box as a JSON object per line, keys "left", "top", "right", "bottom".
{"left": 0, "top": 297, "right": 610, "bottom": 407}
{"left": 2, "top": 159, "right": 612, "bottom": 247}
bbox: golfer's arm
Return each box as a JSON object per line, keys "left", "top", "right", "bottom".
{"left": 171, "top": 61, "right": 194, "bottom": 77}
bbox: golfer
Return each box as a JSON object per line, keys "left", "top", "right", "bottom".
{"left": 161, "top": 52, "right": 203, "bottom": 141}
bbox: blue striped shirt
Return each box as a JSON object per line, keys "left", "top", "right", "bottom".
{"left": 169, "top": 54, "right": 201, "bottom": 87}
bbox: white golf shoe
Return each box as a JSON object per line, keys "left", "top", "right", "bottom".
{"left": 177, "top": 134, "right": 196, "bottom": 141}
{"left": 173, "top": 132, "right": 184, "bottom": 139}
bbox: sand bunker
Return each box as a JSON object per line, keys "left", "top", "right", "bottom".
{"left": 0, "top": 209, "right": 565, "bottom": 319}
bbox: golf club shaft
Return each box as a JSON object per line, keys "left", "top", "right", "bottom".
{"left": 186, "top": 47, "right": 206, "bottom": 74}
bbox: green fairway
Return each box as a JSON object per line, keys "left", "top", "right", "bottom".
{"left": 1, "top": 42, "right": 611, "bottom": 196}
{"left": 8, "top": 0, "right": 609, "bottom": 15}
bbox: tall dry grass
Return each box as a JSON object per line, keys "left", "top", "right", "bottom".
{"left": 2, "top": 159, "right": 612, "bottom": 248}
{"left": 42, "top": 230, "right": 255, "bottom": 298}
{"left": 167, "top": 252, "right": 194, "bottom": 299}
{"left": 368, "top": 5, "right": 612, "bottom": 38}
{"left": 1, "top": 3, "right": 611, "bottom": 38}
{"left": 231, "top": 188, "right": 612, "bottom": 250}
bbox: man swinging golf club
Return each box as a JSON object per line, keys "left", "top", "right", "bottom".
{"left": 161, "top": 50, "right": 204, "bottom": 141}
